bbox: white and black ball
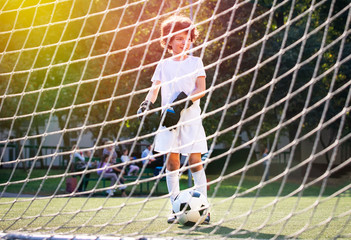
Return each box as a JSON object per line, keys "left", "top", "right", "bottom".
{"left": 172, "top": 190, "right": 209, "bottom": 226}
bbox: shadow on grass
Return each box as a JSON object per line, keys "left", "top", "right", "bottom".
{"left": 180, "top": 225, "right": 288, "bottom": 239}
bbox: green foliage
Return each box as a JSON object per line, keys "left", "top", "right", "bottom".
{"left": 0, "top": 0, "right": 349, "bottom": 153}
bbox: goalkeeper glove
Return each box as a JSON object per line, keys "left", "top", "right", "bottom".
{"left": 162, "top": 92, "right": 193, "bottom": 129}
{"left": 137, "top": 100, "right": 153, "bottom": 121}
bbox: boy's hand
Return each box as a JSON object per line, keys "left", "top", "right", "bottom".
{"left": 162, "top": 92, "right": 193, "bottom": 129}
{"left": 137, "top": 100, "right": 153, "bottom": 121}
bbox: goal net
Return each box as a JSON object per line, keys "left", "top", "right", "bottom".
{"left": 0, "top": 0, "right": 350, "bottom": 239}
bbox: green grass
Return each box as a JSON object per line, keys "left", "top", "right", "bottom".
{"left": 0, "top": 168, "right": 350, "bottom": 238}
{"left": 0, "top": 196, "right": 350, "bottom": 239}
{"left": 0, "top": 168, "right": 169, "bottom": 196}
{"left": 0, "top": 169, "right": 347, "bottom": 197}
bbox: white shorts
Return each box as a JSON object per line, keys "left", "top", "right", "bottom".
{"left": 154, "top": 123, "right": 208, "bottom": 155}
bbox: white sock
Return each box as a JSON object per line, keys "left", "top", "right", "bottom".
{"left": 166, "top": 169, "right": 180, "bottom": 203}
{"left": 192, "top": 168, "right": 207, "bottom": 198}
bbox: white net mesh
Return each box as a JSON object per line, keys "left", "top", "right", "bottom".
{"left": 0, "top": 0, "right": 351, "bottom": 239}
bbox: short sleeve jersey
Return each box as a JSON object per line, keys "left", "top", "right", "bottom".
{"left": 151, "top": 56, "right": 206, "bottom": 125}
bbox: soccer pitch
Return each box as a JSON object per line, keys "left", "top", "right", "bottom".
{"left": 1, "top": 196, "right": 350, "bottom": 239}
{"left": 1, "top": 0, "right": 350, "bottom": 239}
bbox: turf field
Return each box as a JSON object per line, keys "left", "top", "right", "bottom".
{"left": 0, "top": 169, "right": 350, "bottom": 238}
{"left": 0, "top": 196, "right": 350, "bottom": 239}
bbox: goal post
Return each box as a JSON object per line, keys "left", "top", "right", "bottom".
{"left": 0, "top": 0, "right": 351, "bottom": 239}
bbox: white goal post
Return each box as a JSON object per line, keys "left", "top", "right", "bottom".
{"left": 0, "top": 0, "right": 351, "bottom": 239}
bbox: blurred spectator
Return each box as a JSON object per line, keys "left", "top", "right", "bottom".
{"left": 121, "top": 148, "right": 140, "bottom": 176}
{"left": 141, "top": 144, "right": 164, "bottom": 175}
{"left": 262, "top": 147, "right": 270, "bottom": 181}
{"left": 141, "top": 144, "right": 156, "bottom": 166}
{"left": 71, "top": 145, "right": 90, "bottom": 192}
{"left": 102, "top": 140, "right": 118, "bottom": 164}
{"left": 97, "top": 154, "right": 127, "bottom": 197}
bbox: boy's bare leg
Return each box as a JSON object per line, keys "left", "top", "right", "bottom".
{"left": 167, "top": 152, "right": 180, "bottom": 171}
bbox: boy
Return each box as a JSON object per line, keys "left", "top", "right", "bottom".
{"left": 138, "top": 15, "right": 209, "bottom": 224}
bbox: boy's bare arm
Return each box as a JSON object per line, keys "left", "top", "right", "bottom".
{"left": 137, "top": 81, "right": 160, "bottom": 120}
{"left": 191, "top": 76, "right": 206, "bottom": 102}
{"left": 146, "top": 80, "right": 161, "bottom": 103}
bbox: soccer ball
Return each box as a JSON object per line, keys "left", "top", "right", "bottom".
{"left": 172, "top": 190, "right": 209, "bottom": 226}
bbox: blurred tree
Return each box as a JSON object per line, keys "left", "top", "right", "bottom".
{"left": 0, "top": 0, "right": 349, "bottom": 164}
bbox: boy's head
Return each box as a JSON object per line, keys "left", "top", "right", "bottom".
{"left": 160, "top": 15, "right": 198, "bottom": 52}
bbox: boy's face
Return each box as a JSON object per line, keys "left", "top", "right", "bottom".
{"left": 170, "top": 31, "right": 192, "bottom": 55}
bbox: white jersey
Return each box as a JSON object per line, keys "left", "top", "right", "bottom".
{"left": 151, "top": 56, "right": 206, "bottom": 125}
{"left": 151, "top": 56, "right": 208, "bottom": 154}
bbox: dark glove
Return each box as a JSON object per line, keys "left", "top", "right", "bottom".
{"left": 162, "top": 92, "right": 193, "bottom": 129}
{"left": 137, "top": 100, "right": 153, "bottom": 121}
